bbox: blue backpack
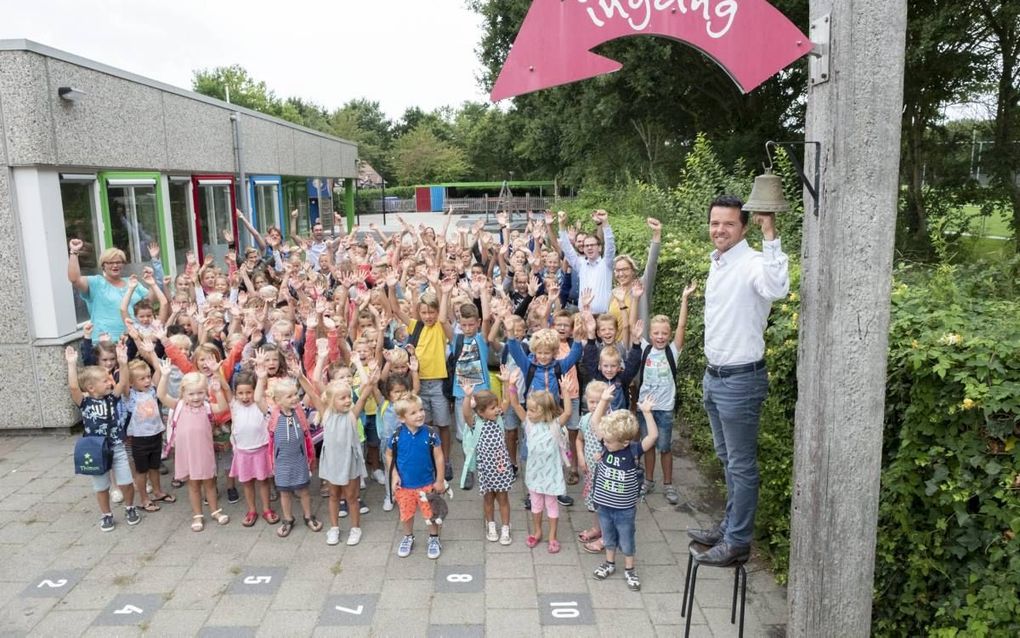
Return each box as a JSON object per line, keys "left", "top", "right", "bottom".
{"left": 74, "top": 435, "right": 112, "bottom": 476}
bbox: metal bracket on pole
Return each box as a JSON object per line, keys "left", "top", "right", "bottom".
{"left": 776, "top": 141, "right": 822, "bottom": 217}
{"left": 809, "top": 14, "right": 831, "bottom": 86}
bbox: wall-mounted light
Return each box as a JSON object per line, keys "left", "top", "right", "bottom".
{"left": 58, "top": 86, "right": 86, "bottom": 102}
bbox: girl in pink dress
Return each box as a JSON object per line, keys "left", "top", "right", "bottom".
{"left": 158, "top": 367, "right": 230, "bottom": 532}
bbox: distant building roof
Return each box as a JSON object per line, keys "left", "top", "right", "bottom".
{"left": 358, "top": 161, "right": 384, "bottom": 188}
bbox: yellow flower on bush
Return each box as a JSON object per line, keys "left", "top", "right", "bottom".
{"left": 961, "top": 398, "right": 976, "bottom": 410}
{"left": 788, "top": 292, "right": 798, "bottom": 302}
{"left": 939, "top": 333, "right": 963, "bottom": 346}
{"left": 911, "top": 339, "right": 920, "bottom": 349}
{"left": 791, "top": 312, "right": 798, "bottom": 326}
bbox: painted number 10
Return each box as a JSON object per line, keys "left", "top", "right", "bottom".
{"left": 550, "top": 601, "right": 580, "bottom": 619}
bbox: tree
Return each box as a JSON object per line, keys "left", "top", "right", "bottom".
{"left": 391, "top": 126, "right": 469, "bottom": 185}
{"left": 976, "top": 0, "right": 1020, "bottom": 249}
{"left": 897, "top": 0, "right": 991, "bottom": 256}
{"left": 192, "top": 65, "right": 283, "bottom": 115}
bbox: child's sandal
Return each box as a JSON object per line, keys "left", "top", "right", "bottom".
{"left": 577, "top": 528, "right": 602, "bottom": 543}
{"left": 526, "top": 535, "right": 541, "bottom": 548}
{"left": 211, "top": 509, "right": 230, "bottom": 525}
{"left": 567, "top": 470, "right": 579, "bottom": 485}
{"left": 141, "top": 502, "right": 161, "bottom": 513}
{"left": 304, "top": 516, "right": 323, "bottom": 532}
{"left": 263, "top": 509, "right": 280, "bottom": 524}
{"left": 191, "top": 514, "right": 204, "bottom": 532}
{"left": 171, "top": 479, "right": 185, "bottom": 489}
{"left": 277, "top": 518, "right": 295, "bottom": 538}
{"left": 242, "top": 511, "right": 258, "bottom": 527}
{"left": 548, "top": 539, "right": 561, "bottom": 554}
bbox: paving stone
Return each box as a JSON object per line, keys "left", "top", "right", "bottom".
{"left": 429, "top": 592, "right": 485, "bottom": 625}
{"left": 486, "top": 607, "right": 542, "bottom": 637}
{"left": 204, "top": 595, "right": 270, "bottom": 626}
{"left": 378, "top": 577, "right": 434, "bottom": 609}
{"left": 358, "top": 607, "right": 430, "bottom": 637}
{"left": 28, "top": 608, "right": 96, "bottom": 636}
{"left": 269, "top": 578, "right": 327, "bottom": 611}
{"left": 483, "top": 578, "right": 538, "bottom": 609}
{"left": 534, "top": 565, "right": 587, "bottom": 594}
{"left": 254, "top": 609, "right": 319, "bottom": 635}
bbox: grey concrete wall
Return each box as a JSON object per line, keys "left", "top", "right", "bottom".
{"left": 0, "top": 47, "right": 356, "bottom": 177}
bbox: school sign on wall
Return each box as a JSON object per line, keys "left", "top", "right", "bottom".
{"left": 490, "top": 0, "right": 812, "bottom": 100}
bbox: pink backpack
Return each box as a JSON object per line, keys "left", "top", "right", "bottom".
{"left": 264, "top": 405, "right": 315, "bottom": 472}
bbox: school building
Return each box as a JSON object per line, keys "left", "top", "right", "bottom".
{"left": 0, "top": 40, "right": 358, "bottom": 431}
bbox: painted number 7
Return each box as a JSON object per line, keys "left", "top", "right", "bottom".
{"left": 243, "top": 576, "right": 272, "bottom": 585}
{"left": 550, "top": 601, "right": 580, "bottom": 619}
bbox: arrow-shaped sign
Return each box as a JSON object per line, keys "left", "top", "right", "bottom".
{"left": 491, "top": 0, "right": 812, "bottom": 101}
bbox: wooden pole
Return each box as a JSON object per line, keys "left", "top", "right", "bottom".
{"left": 788, "top": 1, "right": 907, "bottom": 635}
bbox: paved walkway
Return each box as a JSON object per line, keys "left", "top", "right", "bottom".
{"left": 0, "top": 434, "right": 786, "bottom": 637}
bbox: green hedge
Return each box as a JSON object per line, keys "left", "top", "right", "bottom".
{"left": 560, "top": 136, "right": 1020, "bottom": 636}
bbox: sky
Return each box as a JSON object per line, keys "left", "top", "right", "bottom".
{"left": 0, "top": 0, "right": 490, "bottom": 120}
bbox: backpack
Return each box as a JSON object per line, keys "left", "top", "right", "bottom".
{"left": 443, "top": 333, "right": 466, "bottom": 400}
{"left": 524, "top": 361, "right": 564, "bottom": 402}
{"left": 387, "top": 424, "right": 438, "bottom": 493}
{"left": 265, "top": 405, "right": 315, "bottom": 472}
{"left": 408, "top": 320, "right": 425, "bottom": 347}
{"left": 73, "top": 435, "right": 112, "bottom": 476}
{"left": 637, "top": 344, "right": 678, "bottom": 389}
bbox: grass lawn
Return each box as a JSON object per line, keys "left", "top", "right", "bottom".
{"left": 963, "top": 204, "right": 1011, "bottom": 237}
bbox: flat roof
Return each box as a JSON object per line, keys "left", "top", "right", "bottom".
{"left": 418, "top": 181, "right": 556, "bottom": 188}
{"left": 0, "top": 38, "right": 356, "bottom": 148}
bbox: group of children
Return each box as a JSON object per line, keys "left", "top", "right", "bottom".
{"left": 67, "top": 207, "right": 695, "bottom": 590}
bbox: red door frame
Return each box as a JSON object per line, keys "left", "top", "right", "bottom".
{"left": 191, "top": 174, "right": 238, "bottom": 262}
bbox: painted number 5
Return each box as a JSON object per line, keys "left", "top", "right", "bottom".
{"left": 551, "top": 601, "right": 580, "bottom": 619}
{"left": 446, "top": 574, "right": 473, "bottom": 583}
{"left": 243, "top": 576, "right": 272, "bottom": 585}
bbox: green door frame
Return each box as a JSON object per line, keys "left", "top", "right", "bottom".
{"left": 98, "top": 171, "right": 169, "bottom": 262}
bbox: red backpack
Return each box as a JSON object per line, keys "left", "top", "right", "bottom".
{"left": 264, "top": 404, "right": 315, "bottom": 472}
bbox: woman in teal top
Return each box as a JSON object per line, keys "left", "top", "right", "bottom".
{"left": 67, "top": 240, "right": 151, "bottom": 341}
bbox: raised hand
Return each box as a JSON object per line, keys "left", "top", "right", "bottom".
{"left": 600, "top": 384, "right": 616, "bottom": 403}
{"left": 580, "top": 288, "right": 594, "bottom": 311}
{"left": 64, "top": 346, "right": 78, "bottom": 363}
{"left": 115, "top": 342, "right": 129, "bottom": 363}
{"left": 631, "top": 280, "right": 644, "bottom": 299}
{"left": 159, "top": 358, "right": 173, "bottom": 376}
{"left": 147, "top": 241, "right": 160, "bottom": 260}
{"left": 682, "top": 280, "right": 698, "bottom": 299}
{"left": 82, "top": 321, "right": 94, "bottom": 340}
{"left": 459, "top": 378, "right": 475, "bottom": 395}
{"left": 638, "top": 397, "right": 655, "bottom": 413}
{"left": 591, "top": 209, "right": 609, "bottom": 225}
{"left": 68, "top": 238, "right": 84, "bottom": 254}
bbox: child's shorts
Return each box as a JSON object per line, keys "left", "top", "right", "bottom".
{"left": 131, "top": 433, "right": 163, "bottom": 473}
{"left": 637, "top": 410, "right": 673, "bottom": 454}
{"left": 566, "top": 398, "right": 580, "bottom": 431}
{"left": 363, "top": 414, "right": 380, "bottom": 448}
{"left": 419, "top": 380, "right": 452, "bottom": 427}
{"left": 91, "top": 442, "right": 133, "bottom": 492}
{"left": 395, "top": 485, "right": 435, "bottom": 523}
{"left": 597, "top": 505, "right": 637, "bottom": 556}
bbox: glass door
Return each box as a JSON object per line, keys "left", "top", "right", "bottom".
{"left": 99, "top": 172, "right": 167, "bottom": 278}
{"left": 167, "top": 177, "right": 197, "bottom": 276}
{"left": 250, "top": 176, "right": 283, "bottom": 235}
{"left": 60, "top": 174, "right": 103, "bottom": 324}
{"left": 282, "top": 177, "right": 310, "bottom": 239}
{"left": 192, "top": 175, "right": 237, "bottom": 264}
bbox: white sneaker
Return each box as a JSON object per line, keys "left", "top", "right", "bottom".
{"left": 326, "top": 526, "right": 341, "bottom": 546}
{"left": 372, "top": 468, "right": 386, "bottom": 485}
{"left": 499, "top": 524, "right": 512, "bottom": 545}
{"left": 383, "top": 496, "right": 394, "bottom": 512}
{"left": 111, "top": 487, "right": 124, "bottom": 504}
{"left": 346, "top": 527, "right": 362, "bottom": 546}
{"left": 486, "top": 521, "right": 498, "bottom": 542}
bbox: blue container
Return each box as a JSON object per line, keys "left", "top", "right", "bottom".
{"left": 430, "top": 186, "right": 445, "bottom": 212}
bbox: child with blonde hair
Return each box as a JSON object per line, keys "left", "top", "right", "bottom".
{"left": 301, "top": 370, "right": 379, "bottom": 546}
{"left": 157, "top": 368, "right": 229, "bottom": 531}
{"left": 590, "top": 385, "right": 659, "bottom": 591}
{"left": 255, "top": 376, "right": 321, "bottom": 538}
{"left": 461, "top": 381, "right": 514, "bottom": 545}
{"left": 508, "top": 384, "right": 571, "bottom": 553}
{"left": 576, "top": 380, "right": 609, "bottom": 552}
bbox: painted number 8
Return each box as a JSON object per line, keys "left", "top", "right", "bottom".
{"left": 446, "top": 573, "right": 473, "bottom": 583}
{"left": 551, "top": 601, "right": 580, "bottom": 619}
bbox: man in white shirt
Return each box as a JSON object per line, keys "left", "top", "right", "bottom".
{"left": 689, "top": 195, "right": 790, "bottom": 567}
{"left": 557, "top": 209, "right": 615, "bottom": 313}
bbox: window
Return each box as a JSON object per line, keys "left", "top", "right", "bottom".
{"left": 106, "top": 182, "right": 161, "bottom": 277}
{"left": 196, "top": 183, "right": 233, "bottom": 265}
{"left": 168, "top": 179, "right": 194, "bottom": 275}
{"left": 60, "top": 179, "right": 101, "bottom": 324}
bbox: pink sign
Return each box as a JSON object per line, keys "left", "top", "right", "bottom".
{"left": 490, "top": 0, "right": 812, "bottom": 101}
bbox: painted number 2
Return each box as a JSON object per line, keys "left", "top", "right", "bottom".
{"left": 550, "top": 601, "right": 580, "bottom": 619}
{"left": 243, "top": 576, "right": 272, "bottom": 585}
{"left": 37, "top": 579, "right": 68, "bottom": 589}
{"left": 446, "top": 574, "right": 473, "bottom": 583}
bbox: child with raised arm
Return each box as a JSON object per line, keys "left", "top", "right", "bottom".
{"left": 508, "top": 384, "right": 571, "bottom": 553}
{"left": 637, "top": 281, "right": 696, "bottom": 503}
{"left": 590, "top": 386, "right": 659, "bottom": 591}
{"left": 301, "top": 370, "right": 378, "bottom": 546}
{"left": 122, "top": 358, "right": 173, "bottom": 513}
{"left": 386, "top": 394, "right": 447, "bottom": 560}
{"left": 229, "top": 371, "right": 277, "bottom": 527}
{"left": 66, "top": 343, "right": 138, "bottom": 531}
{"left": 461, "top": 379, "right": 514, "bottom": 545}
{"left": 157, "top": 366, "right": 230, "bottom": 531}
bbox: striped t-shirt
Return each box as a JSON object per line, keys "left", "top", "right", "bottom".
{"left": 592, "top": 442, "right": 643, "bottom": 509}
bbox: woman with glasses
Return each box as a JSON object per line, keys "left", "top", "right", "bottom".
{"left": 67, "top": 239, "right": 154, "bottom": 341}
{"left": 608, "top": 218, "right": 662, "bottom": 341}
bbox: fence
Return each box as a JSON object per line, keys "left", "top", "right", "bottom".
{"left": 368, "top": 195, "right": 573, "bottom": 218}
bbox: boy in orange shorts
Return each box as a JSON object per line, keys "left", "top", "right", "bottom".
{"left": 386, "top": 394, "right": 447, "bottom": 559}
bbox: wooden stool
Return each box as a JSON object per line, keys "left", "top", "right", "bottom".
{"left": 681, "top": 541, "right": 748, "bottom": 637}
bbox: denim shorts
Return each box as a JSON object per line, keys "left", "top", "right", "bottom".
{"left": 566, "top": 398, "right": 580, "bottom": 431}
{"left": 503, "top": 406, "right": 520, "bottom": 431}
{"left": 90, "top": 442, "right": 133, "bottom": 492}
{"left": 598, "top": 505, "right": 637, "bottom": 556}
{"left": 363, "top": 414, "right": 380, "bottom": 448}
{"left": 419, "top": 380, "right": 451, "bottom": 427}
{"left": 637, "top": 410, "right": 674, "bottom": 454}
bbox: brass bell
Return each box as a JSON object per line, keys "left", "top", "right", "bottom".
{"left": 742, "top": 169, "right": 790, "bottom": 214}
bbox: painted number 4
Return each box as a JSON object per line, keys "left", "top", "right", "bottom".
{"left": 446, "top": 574, "right": 473, "bottom": 583}
{"left": 37, "top": 579, "right": 68, "bottom": 589}
{"left": 550, "top": 601, "right": 580, "bottom": 619}
{"left": 243, "top": 576, "right": 272, "bottom": 585}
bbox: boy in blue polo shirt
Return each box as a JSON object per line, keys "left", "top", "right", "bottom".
{"left": 386, "top": 394, "right": 447, "bottom": 559}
